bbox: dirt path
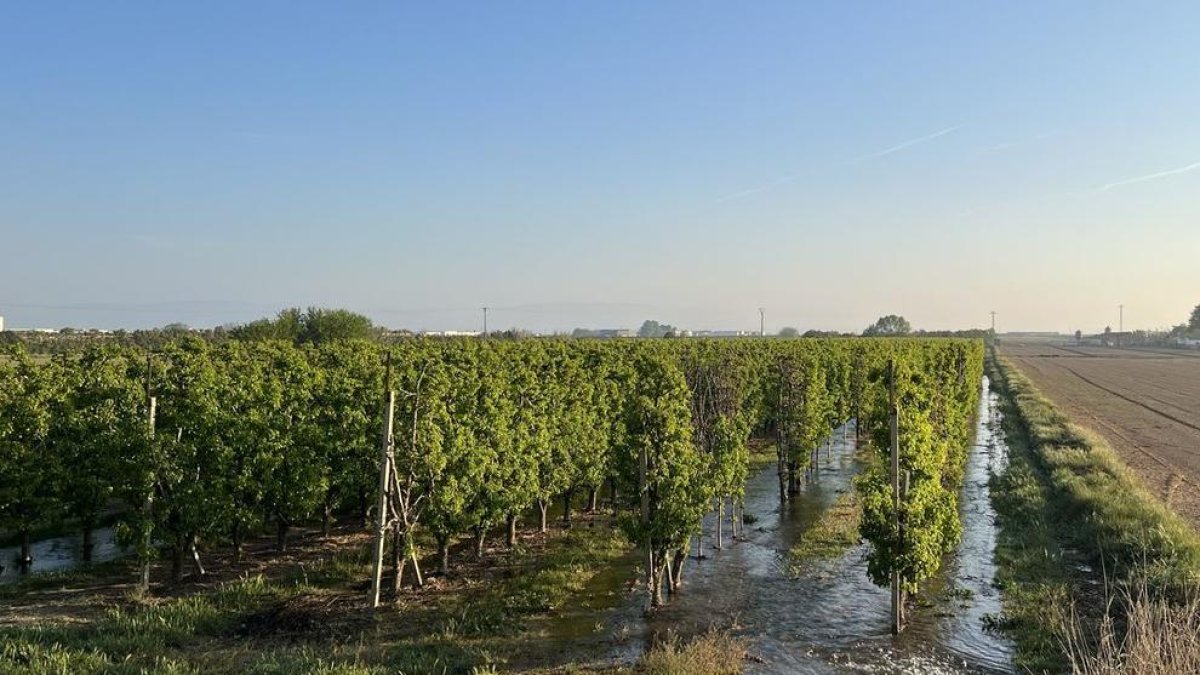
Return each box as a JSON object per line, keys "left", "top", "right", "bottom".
{"left": 1000, "top": 342, "right": 1200, "bottom": 528}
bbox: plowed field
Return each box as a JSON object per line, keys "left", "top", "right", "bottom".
{"left": 1000, "top": 341, "right": 1200, "bottom": 528}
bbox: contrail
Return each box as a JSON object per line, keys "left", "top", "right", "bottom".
{"left": 713, "top": 175, "right": 801, "bottom": 204}
{"left": 712, "top": 123, "right": 964, "bottom": 204}
{"left": 854, "top": 124, "right": 966, "bottom": 162}
{"left": 1096, "top": 159, "right": 1200, "bottom": 192}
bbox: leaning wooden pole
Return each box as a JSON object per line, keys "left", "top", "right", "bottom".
{"left": 370, "top": 356, "right": 397, "bottom": 608}
{"left": 889, "top": 359, "right": 903, "bottom": 634}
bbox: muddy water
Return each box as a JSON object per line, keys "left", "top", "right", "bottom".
{"left": 0, "top": 526, "right": 127, "bottom": 585}
{"left": 524, "top": 378, "right": 1014, "bottom": 673}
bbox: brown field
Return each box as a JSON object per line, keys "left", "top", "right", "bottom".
{"left": 999, "top": 341, "right": 1200, "bottom": 528}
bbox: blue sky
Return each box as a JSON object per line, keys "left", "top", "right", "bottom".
{"left": 3, "top": 2, "right": 1198, "bottom": 333}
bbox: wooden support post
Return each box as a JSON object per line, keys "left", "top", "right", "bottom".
{"left": 640, "top": 440, "right": 653, "bottom": 610}
{"left": 370, "top": 388, "right": 396, "bottom": 608}
{"left": 889, "top": 359, "right": 903, "bottom": 634}
{"left": 140, "top": 393, "right": 156, "bottom": 592}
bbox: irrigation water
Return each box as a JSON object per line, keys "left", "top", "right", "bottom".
{"left": 520, "top": 378, "right": 1014, "bottom": 673}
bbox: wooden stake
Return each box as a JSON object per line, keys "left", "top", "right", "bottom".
{"left": 370, "top": 387, "right": 396, "bottom": 608}
{"left": 640, "top": 439, "right": 652, "bottom": 610}
{"left": 141, "top": 391, "right": 157, "bottom": 590}
{"left": 889, "top": 359, "right": 903, "bottom": 634}
{"left": 140, "top": 350, "right": 156, "bottom": 593}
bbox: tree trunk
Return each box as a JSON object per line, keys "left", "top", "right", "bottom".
{"left": 474, "top": 524, "right": 487, "bottom": 558}
{"left": 322, "top": 499, "right": 333, "bottom": 538}
{"left": 778, "top": 450, "right": 789, "bottom": 503}
{"left": 671, "top": 547, "right": 687, "bottom": 589}
{"left": 81, "top": 522, "right": 95, "bottom": 563}
{"left": 232, "top": 521, "right": 243, "bottom": 563}
{"left": 438, "top": 535, "right": 451, "bottom": 576}
{"left": 695, "top": 516, "right": 704, "bottom": 558}
{"left": 171, "top": 536, "right": 185, "bottom": 582}
{"left": 588, "top": 487, "right": 599, "bottom": 512}
{"left": 644, "top": 544, "right": 655, "bottom": 612}
{"left": 609, "top": 477, "right": 618, "bottom": 505}
{"left": 650, "top": 558, "right": 666, "bottom": 608}
{"left": 506, "top": 513, "right": 518, "bottom": 547}
{"left": 537, "top": 501, "right": 548, "bottom": 533}
{"left": 562, "top": 489, "right": 573, "bottom": 527}
{"left": 391, "top": 521, "right": 404, "bottom": 594}
{"left": 276, "top": 517, "right": 289, "bottom": 553}
{"left": 716, "top": 499, "right": 724, "bottom": 550}
{"left": 409, "top": 546, "right": 424, "bottom": 588}
{"left": 358, "top": 488, "right": 370, "bottom": 530}
{"left": 188, "top": 534, "right": 206, "bottom": 577}
{"left": 665, "top": 554, "right": 676, "bottom": 593}
{"left": 18, "top": 529, "right": 32, "bottom": 568}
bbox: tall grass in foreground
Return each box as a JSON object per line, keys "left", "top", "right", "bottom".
{"left": 1059, "top": 580, "right": 1200, "bottom": 674}
{"left": 639, "top": 631, "right": 746, "bottom": 675}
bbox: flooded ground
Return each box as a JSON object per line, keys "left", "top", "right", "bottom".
{"left": 522, "top": 378, "right": 1014, "bottom": 673}
{"left": 0, "top": 526, "right": 127, "bottom": 585}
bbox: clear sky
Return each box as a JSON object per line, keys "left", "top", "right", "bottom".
{"left": 3, "top": 2, "right": 1198, "bottom": 333}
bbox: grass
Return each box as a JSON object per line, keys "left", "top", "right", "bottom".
{"left": 1058, "top": 578, "right": 1200, "bottom": 674}
{"left": 987, "top": 352, "right": 1200, "bottom": 672}
{"left": 787, "top": 490, "right": 860, "bottom": 573}
{"left": 638, "top": 631, "right": 746, "bottom": 675}
{"left": 0, "top": 522, "right": 632, "bottom": 674}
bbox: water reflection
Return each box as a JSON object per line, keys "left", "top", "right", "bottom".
{"left": 527, "top": 378, "right": 1015, "bottom": 674}
{"left": 0, "top": 526, "right": 127, "bottom": 584}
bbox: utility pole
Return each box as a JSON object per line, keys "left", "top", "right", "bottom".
{"left": 990, "top": 311, "right": 996, "bottom": 334}
{"left": 759, "top": 307, "right": 765, "bottom": 337}
{"left": 1119, "top": 304, "right": 1124, "bottom": 345}
{"left": 482, "top": 306, "right": 489, "bottom": 337}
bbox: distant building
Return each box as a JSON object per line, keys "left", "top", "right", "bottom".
{"left": 0, "top": 315, "right": 4, "bottom": 332}
{"left": 691, "top": 330, "right": 757, "bottom": 338}
{"left": 420, "top": 330, "right": 481, "bottom": 337}
{"left": 594, "top": 329, "right": 635, "bottom": 338}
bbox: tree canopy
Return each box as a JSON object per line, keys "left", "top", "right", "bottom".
{"left": 232, "top": 307, "right": 378, "bottom": 344}
{"left": 637, "top": 320, "right": 678, "bottom": 338}
{"left": 863, "top": 315, "right": 912, "bottom": 337}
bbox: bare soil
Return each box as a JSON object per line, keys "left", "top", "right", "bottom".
{"left": 1000, "top": 341, "right": 1200, "bottom": 528}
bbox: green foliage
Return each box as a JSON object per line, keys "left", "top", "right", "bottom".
{"left": 855, "top": 340, "right": 984, "bottom": 593}
{"left": 232, "top": 307, "right": 377, "bottom": 344}
{"left": 1, "top": 335, "right": 983, "bottom": 607}
{"left": 863, "top": 314, "right": 912, "bottom": 336}
{"left": 0, "top": 346, "right": 65, "bottom": 541}
{"left": 619, "top": 352, "right": 707, "bottom": 565}
{"left": 637, "top": 319, "right": 678, "bottom": 338}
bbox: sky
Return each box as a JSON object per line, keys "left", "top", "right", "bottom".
{"left": 2, "top": 2, "right": 1198, "bottom": 334}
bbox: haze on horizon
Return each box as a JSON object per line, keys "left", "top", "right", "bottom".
{"left": 2, "top": 3, "right": 1197, "bottom": 335}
